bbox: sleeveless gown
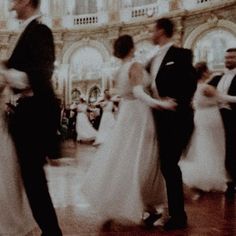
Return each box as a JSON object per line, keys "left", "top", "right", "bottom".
{"left": 94, "top": 100, "right": 115, "bottom": 145}
{"left": 179, "top": 83, "right": 229, "bottom": 192}
{"left": 0, "top": 86, "right": 35, "bottom": 235}
{"left": 79, "top": 60, "right": 166, "bottom": 224}
{"left": 76, "top": 103, "right": 97, "bottom": 142}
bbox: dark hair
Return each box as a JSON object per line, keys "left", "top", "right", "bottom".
{"left": 113, "top": 35, "right": 134, "bottom": 59}
{"left": 30, "top": 0, "right": 40, "bottom": 9}
{"left": 194, "top": 61, "right": 208, "bottom": 80}
{"left": 155, "top": 17, "right": 174, "bottom": 38}
{"left": 226, "top": 48, "right": 236, "bottom": 53}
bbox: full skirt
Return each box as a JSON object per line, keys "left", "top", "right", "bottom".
{"left": 179, "top": 106, "right": 228, "bottom": 192}
{"left": 0, "top": 118, "right": 35, "bottom": 235}
{"left": 79, "top": 99, "right": 166, "bottom": 224}
{"left": 76, "top": 112, "right": 97, "bottom": 142}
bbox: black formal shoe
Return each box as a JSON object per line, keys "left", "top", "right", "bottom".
{"left": 143, "top": 212, "right": 162, "bottom": 228}
{"left": 163, "top": 217, "right": 187, "bottom": 231}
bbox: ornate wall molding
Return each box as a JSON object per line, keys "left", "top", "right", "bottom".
{"left": 62, "top": 38, "right": 111, "bottom": 64}
{"left": 184, "top": 18, "right": 236, "bottom": 49}
{"left": 133, "top": 29, "right": 152, "bottom": 43}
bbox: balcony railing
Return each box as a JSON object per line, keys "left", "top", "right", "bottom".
{"left": 183, "top": 0, "right": 231, "bottom": 10}
{"left": 62, "top": 12, "right": 108, "bottom": 29}
{"left": 120, "top": 3, "right": 159, "bottom": 22}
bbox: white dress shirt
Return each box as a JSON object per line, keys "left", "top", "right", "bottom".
{"left": 150, "top": 42, "right": 174, "bottom": 98}
{"left": 217, "top": 68, "right": 236, "bottom": 94}
{"left": 21, "top": 13, "right": 41, "bottom": 29}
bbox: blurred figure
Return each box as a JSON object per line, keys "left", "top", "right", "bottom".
{"left": 93, "top": 89, "right": 116, "bottom": 145}
{"left": 209, "top": 48, "right": 236, "bottom": 198}
{"left": 0, "top": 71, "right": 36, "bottom": 236}
{"left": 179, "top": 61, "right": 236, "bottom": 197}
{"left": 0, "top": 0, "right": 62, "bottom": 235}
{"left": 76, "top": 97, "right": 97, "bottom": 142}
{"left": 80, "top": 35, "right": 176, "bottom": 225}
{"left": 146, "top": 17, "right": 197, "bottom": 230}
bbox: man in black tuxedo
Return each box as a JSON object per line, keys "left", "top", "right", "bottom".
{"left": 209, "top": 48, "right": 236, "bottom": 198}
{"left": 145, "top": 18, "right": 197, "bottom": 230}
{"left": 2, "top": 0, "right": 62, "bottom": 235}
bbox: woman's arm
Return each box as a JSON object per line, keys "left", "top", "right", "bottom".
{"left": 217, "top": 93, "right": 236, "bottom": 103}
{"left": 129, "top": 62, "right": 176, "bottom": 110}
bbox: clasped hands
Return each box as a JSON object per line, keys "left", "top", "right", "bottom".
{"left": 155, "top": 97, "right": 177, "bottom": 111}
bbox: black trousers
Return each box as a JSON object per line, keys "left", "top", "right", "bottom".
{"left": 153, "top": 110, "right": 194, "bottom": 219}
{"left": 10, "top": 97, "right": 62, "bottom": 236}
{"left": 221, "top": 109, "right": 236, "bottom": 184}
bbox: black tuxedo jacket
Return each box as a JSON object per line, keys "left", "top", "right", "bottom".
{"left": 151, "top": 45, "right": 197, "bottom": 151}
{"left": 7, "top": 19, "right": 55, "bottom": 99}
{"left": 155, "top": 46, "right": 197, "bottom": 112}
{"left": 7, "top": 19, "right": 61, "bottom": 159}
{"left": 209, "top": 74, "right": 236, "bottom": 115}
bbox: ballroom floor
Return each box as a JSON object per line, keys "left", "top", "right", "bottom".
{"left": 28, "top": 140, "right": 236, "bottom": 236}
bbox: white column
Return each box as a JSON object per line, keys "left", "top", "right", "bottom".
{"left": 97, "top": 0, "right": 104, "bottom": 11}
{"left": 107, "top": 0, "right": 120, "bottom": 22}
{"left": 121, "top": 0, "right": 132, "bottom": 8}
{"left": 51, "top": 0, "right": 63, "bottom": 17}
{"left": 65, "top": 0, "right": 76, "bottom": 15}
{"left": 0, "top": 0, "right": 9, "bottom": 21}
{"left": 40, "top": 0, "right": 50, "bottom": 16}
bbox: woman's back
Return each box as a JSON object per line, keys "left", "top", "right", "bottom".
{"left": 114, "top": 60, "right": 150, "bottom": 99}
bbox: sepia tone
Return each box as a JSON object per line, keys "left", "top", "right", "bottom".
{"left": 0, "top": 0, "right": 236, "bottom": 235}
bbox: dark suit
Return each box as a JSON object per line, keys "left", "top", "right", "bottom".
{"left": 7, "top": 19, "right": 62, "bottom": 236}
{"left": 152, "top": 46, "right": 197, "bottom": 219}
{"left": 209, "top": 74, "right": 236, "bottom": 185}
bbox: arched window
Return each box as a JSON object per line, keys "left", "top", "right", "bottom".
{"left": 71, "top": 88, "right": 81, "bottom": 102}
{"left": 194, "top": 29, "right": 236, "bottom": 70}
{"left": 88, "top": 86, "right": 101, "bottom": 103}
{"left": 70, "top": 46, "right": 104, "bottom": 80}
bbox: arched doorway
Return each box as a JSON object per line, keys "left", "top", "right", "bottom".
{"left": 71, "top": 88, "right": 81, "bottom": 102}
{"left": 193, "top": 29, "right": 236, "bottom": 70}
{"left": 62, "top": 39, "right": 111, "bottom": 104}
{"left": 88, "top": 86, "right": 101, "bottom": 103}
{"left": 184, "top": 19, "right": 236, "bottom": 71}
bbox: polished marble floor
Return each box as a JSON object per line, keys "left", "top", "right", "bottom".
{"left": 28, "top": 141, "right": 236, "bottom": 236}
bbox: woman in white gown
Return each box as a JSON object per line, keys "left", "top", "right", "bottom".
{"left": 93, "top": 90, "right": 116, "bottom": 145}
{"left": 0, "top": 76, "right": 35, "bottom": 235}
{"left": 179, "top": 62, "right": 236, "bottom": 193}
{"left": 76, "top": 97, "right": 97, "bottom": 142}
{"left": 79, "top": 35, "right": 176, "bottom": 225}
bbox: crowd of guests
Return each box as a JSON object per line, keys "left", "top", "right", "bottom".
{"left": 59, "top": 20, "right": 236, "bottom": 230}
{"left": 59, "top": 90, "right": 119, "bottom": 145}
{"left": 0, "top": 0, "right": 235, "bottom": 233}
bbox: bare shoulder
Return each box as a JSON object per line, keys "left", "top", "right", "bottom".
{"left": 200, "top": 84, "right": 217, "bottom": 97}
{"left": 129, "top": 62, "right": 144, "bottom": 85}
{"left": 129, "top": 62, "right": 143, "bottom": 76}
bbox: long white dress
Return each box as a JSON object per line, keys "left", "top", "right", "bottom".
{"left": 0, "top": 86, "right": 35, "bottom": 235}
{"left": 79, "top": 60, "right": 166, "bottom": 225}
{"left": 76, "top": 103, "right": 97, "bottom": 142}
{"left": 179, "top": 83, "right": 229, "bottom": 192}
{"left": 94, "top": 100, "right": 115, "bottom": 145}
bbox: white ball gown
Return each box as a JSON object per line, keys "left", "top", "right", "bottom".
{"left": 79, "top": 60, "right": 166, "bottom": 225}
{"left": 179, "top": 83, "right": 229, "bottom": 192}
{"left": 94, "top": 100, "right": 115, "bottom": 145}
{"left": 76, "top": 103, "right": 97, "bottom": 142}
{"left": 0, "top": 87, "right": 35, "bottom": 235}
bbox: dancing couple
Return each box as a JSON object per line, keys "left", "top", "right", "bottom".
{"left": 80, "top": 17, "right": 197, "bottom": 231}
